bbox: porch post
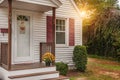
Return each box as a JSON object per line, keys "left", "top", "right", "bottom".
{"left": 8, "top": 0, "right": 12, "bottom": 70}
{"left": 52, "top": 7, "right": 56, "bottom": 57}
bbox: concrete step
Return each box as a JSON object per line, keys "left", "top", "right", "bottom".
{"left": 9, "top": 71, "right": 59, "bottom": 80}
{"left": 0, "top": 66, "right": 59, "bottom": 80}
{"left": 8, "top": 66, "right": 56, "bottom": 76}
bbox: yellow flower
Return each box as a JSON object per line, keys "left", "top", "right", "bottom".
{"left": 42, "top": 52, "right": 55, "bottom": 62}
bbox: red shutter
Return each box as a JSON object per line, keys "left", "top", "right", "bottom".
{"left": 47, "top": 16, "right": 53, "bottom": 43}
{"left": 69, "top": 18, "right": 75, "bottom": 46}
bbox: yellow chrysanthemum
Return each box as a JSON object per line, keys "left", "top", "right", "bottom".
{"left": 42, "top": 52, "right": 55, "bottom": 62}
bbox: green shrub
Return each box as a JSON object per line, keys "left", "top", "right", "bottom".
{"left": 73, "top": 45, "right": 87, "bottom": 72}
{"left": 55, "top": 62, "right": 68, "bottom": 75}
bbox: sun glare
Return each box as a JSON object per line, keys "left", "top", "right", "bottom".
{"left": 81, "top": 11, "right": 87, "bottom": 18}
{"left": 80, "top": 9, "right": 95, "bottom": 19}
{"left": 81, "top": 10, "right": 90, "bottom": 19}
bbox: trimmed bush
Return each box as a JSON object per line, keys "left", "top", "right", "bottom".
{"left": 55, "top": 62, "right": 68, "bottom": 76}
{"left": 73, "top": 45, "right": 87, "bottom": 72}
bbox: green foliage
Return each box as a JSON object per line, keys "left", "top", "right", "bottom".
{"left": 87, "top": 9, "right": 120, "bottom": 61}
{"left": 55, "top": 62, "right": 68, "bottom": 76}
{"left": 74, "top": 0, "right": 119, "bottom": 44}
{"left": 74, "top": 0, "right": 118, "bottom": 23}
{"left": 74, "top": 0, "right": 118, "bottom": 11}
{"left": 74, "top": 0, "right": 120, "bottom": 62}
{"left": 117, "top": 56, "right": 120, "bottom": 62}
{"left": 73, "top": 45, "right": 87, "bottom": 72}
{"left": 116, "top": 47, "right": 120, "bottom": 62}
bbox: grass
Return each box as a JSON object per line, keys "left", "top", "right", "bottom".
{"left": 87, "top": 75, "right": 115, "bottom": 80}
{"left": 70, "top": 70, "right": 116, "bottom": 80}
{"left": 88, "top": 54, "right": 117, "bottom": 61}
{"left": 68, "top": 57, "right": 120, "bottom": 80}
{"left": 89, "top": 62, "right": 120, "bottom": 71}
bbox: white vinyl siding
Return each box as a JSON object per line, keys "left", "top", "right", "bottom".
{"left": 0, "top": 0, "right": 82, "bottom": 65}
{"left": 32, "top": 13, "right": 47, "bottom": 62}
{"left": 47, "top": 0, "right": 82, "bottom": 64}
{"left": 0, "top": 8, "right": 8, "bottom": 42}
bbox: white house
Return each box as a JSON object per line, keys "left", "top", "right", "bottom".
{"left": 0, "top": 0, "right": 82, "bottom": 80}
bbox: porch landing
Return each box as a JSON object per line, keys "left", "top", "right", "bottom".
{"left": 11, "top": 62, "right": 53, "bottom": 71}
{"left": 0, "top": 64, "right": 59, "bottom": 80}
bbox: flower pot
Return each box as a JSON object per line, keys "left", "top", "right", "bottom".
{"left": 45, "top": 62, "right": 51, "bottom": 66}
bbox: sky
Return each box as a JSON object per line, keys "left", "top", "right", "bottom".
{"left": 118, "top": 0, "right": 120, "bottom": 5}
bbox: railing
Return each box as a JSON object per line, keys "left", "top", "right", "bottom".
{"left": 40, "top": 42, "right": 54, "bottom": 62}
{"left": 0, "top": 43, "right": 8, "bottom": 69}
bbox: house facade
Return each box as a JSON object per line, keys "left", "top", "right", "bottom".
{"left": 0, "top": 0, "right": 82, "bottom": 80}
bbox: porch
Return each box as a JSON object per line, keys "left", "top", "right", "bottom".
{"left": 0, "top": 43, "right": 69, "bottom": 80}
{"left": 0, "top": 0, "right": 62, "bottom": 80}
{"left": 0, "top": 42, "right": 54, "bottom": 71}
{"left": 0, "top": 0, "right": 62, "bottom": 71}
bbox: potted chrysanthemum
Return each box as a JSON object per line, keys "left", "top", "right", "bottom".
{"left": 42, "top": 52, "right": 55, "bottom": 66}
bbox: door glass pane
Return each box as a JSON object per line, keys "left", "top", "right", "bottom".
{"left": 56, "top": 32, "right": 65, "bottom": 44}
{"left": 17, "top": 15, "right": 30, "bottom": 57}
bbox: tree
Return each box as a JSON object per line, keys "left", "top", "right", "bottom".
{"left": 74, "top": 0, "right": 120, "bottom": 61}
{"left": 74, "top": 0, "right": 119, "bottom": 44}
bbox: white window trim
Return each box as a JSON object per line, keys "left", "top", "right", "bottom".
{"left": 55, "top": 17, "right": 69, "bottom": 47}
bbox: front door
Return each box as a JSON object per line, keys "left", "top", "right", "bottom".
{"left": 14, "top": 12, "right": 33, "bottom": 64}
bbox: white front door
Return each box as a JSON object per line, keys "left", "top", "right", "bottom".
{"left": 14, "top": 12, "right": 33, "bottom": 64}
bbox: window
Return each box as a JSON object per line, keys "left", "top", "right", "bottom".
{"left": 56, "top": 19, "right": 66, "bottom": 45}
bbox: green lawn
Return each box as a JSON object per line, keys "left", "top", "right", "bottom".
{"left": 89, "top": 62, "right": 120, "bottom": 71}
{"left": 68, "top": 57, "right": 120, "bottom": 80}
{"left": 70, "top": 71, "right": 116, "bottom": 80}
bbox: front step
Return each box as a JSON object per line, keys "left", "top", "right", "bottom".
{"left": 8, "top": 66, "right": 56, "bottom": 76}
{"left": 0, "top": 66, "right": 60, "bottom": 80}
{"left": 9, "top": 71, "right": 59, "bottom": 80}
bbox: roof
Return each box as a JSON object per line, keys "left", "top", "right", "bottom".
{"left": 0, "top": 0, "right": 62, "bottom": 12}
{"left": 0, "top": 0, "right": 80, "bottom": 16}
{"left": 0, "top": 0, "right": 62, "bottom": 8}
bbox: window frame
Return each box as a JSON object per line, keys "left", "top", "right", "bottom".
{"left": 55, "top": 17, "right": 69, "bottom": 47}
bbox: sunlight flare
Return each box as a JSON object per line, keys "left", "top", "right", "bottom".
{"left": 81, "top": 11, "right": 87, "bottom": 18}
{"left": 80, "top": 9, "right": 95, "bottom": 19}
